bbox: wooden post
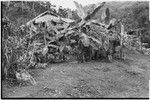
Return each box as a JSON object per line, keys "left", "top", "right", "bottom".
{"left": 139, "top": 30, "right": 142, "bottom": 51}
{"left": 120, "top": 22, "right": 124, "bottom": 58}
{"left": 43, "top": 25, "right": 47, "bottom": 63}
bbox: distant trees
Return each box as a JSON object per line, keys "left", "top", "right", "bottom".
{"left": 2, "top": 1, "right": 54, "bottom": 27}
{"left": 120, "top": 2, "right": 149, "bottom": 31}
{"left": 130, "top": 2, "right": 149, "bottom": 46}
{"left": 82, "top": 1, "right": 149, "bottom": 46}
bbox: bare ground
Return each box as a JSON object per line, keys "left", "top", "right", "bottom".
{"left": 2, "top": 50, "right": 150, "bottom": 98}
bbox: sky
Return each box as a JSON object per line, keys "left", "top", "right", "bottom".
{"left": 50, "top": 0, "right": 101, "bottom": 10}
{"left": 49, "top": 0, "right": 149, "bottom": 10}
{"left": 1, "top": 0, "right": 149, "bottom": 10}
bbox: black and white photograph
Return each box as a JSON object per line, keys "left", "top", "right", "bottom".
{"left": 1, "top": 0, "right": 150, "bottom": 98}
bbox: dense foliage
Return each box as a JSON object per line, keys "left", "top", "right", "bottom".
{"left": 1, "top": 1, "right": 149, "bottom": 85}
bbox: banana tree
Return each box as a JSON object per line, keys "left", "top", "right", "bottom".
{"left": 69, "top": 1, "right": 122, "bottom": 61}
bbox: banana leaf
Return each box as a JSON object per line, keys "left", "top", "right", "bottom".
{"left": 79, "top": 32, "right": 90, "bottom": 47}
{"left": 73, "top": 1, "right": 87, "bottom": 19}
{"left": 89, "top": 36, "right": 102, "bottom": 50}
{"left": 84, "top": 2, "right": 105, "bottom": 21}
{"left": 42, "top": 46, "right": 48, "bottom": 55}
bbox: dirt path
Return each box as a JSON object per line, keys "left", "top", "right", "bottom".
{"left": 2, "top": 52, "right": 150, "bottom": 98}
